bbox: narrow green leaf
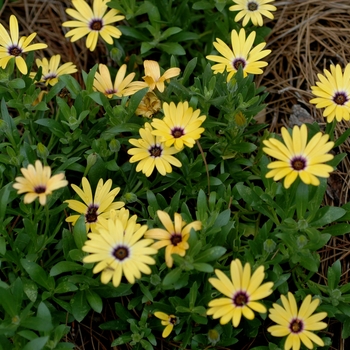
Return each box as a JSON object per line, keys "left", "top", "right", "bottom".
{"left": 22, "top": 336, "right": 49, "bottom": 350}
{"left": 50, "top": 261, "right": 84, "bottom": 277}
{"left": 73, "top": 214, "right": 87, "bottom": 250}
{"left": 86, "top": 289, "right": 103, "bottom": 313}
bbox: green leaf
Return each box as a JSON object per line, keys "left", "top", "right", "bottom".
{"left": 0, "top": 286, "right": 17, "bottom": 317}
{"left": 55, "top": 282, "right": 78, "bottom": 294}
{"left": 193, "top": 263, "right": 213, "bottom": 273}
{"left": 192, "top": 0, "right": 213, "bottom": 10}
{"left": 119, "top": 26, "right": 150, "bottom": 41}
{"left": 327, "top": 260, "right": 341, "bottom": 290}
{"left": 114, "top": 302, "right": 133, "bottom": 321}
{"left": 73, "top": 214, "right": 87, "bottom": 250}
{"left": 160, "top": 27, "right": 182, "bottom": 40}
{"left": 71, "top": 290, "right": 90, "bottom": 322}
{"left": 8, "top": 78, "right": 25, "bottom": 89}
{"left": 229, "top": 142, "right": 257, "bottom": 153}
{"left": 189, "top": 281, "right": 198, "bottom": 308}
{"left": 323, "top": 223, "right": 350, "bottom": 236}
{"left": 296, "top": 182, "right": 308, "bottom": 220}
{"left": 0, "top": 182, "right": 11, "bottom": 224}
{"left": 22, "top": 336, "right": 49, "bottom": 350}
{"left": 140, "top": 339, "right": 154, "bottom": 350}
{"left": 196, "top": 189, "right": 208, "bottom": 221}
{"left": 194, "top": 246, "right": 226, "bottom": 263}
{"left": 157, "top": 43, "right": 186, "bottom": 56}
{"left": 163, "top": 267, "right": 182, "bottom": 286}
{"left": 298, "top": 253, "right": 319, "bottom": 272}
{"left": 50, "top": 261, "right": 84, "bottom": 277}
{"left": 20, "top": 259, "right": 55, "bottom": 291}
{"left": 35, "top": 119, "right": 66, "bottom": 138}
{"left": 111, "top": 334, "right": 132, "bottom": 346}
{"left": 342, "top": 317, "right": 350, "bottom": 339}
{"left": 309, "top": 206, "right": 346, "bottom": 227}
{"left": 86, "top": 289, "right": 103, "bottom": 313}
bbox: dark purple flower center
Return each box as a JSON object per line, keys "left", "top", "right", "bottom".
{"left": 290, "top": 156, "right": 307, "bottom": 171}
{"left": 233, "top": 58, "right": 246, "bottom": 70}
{"left": 333, "top": 92, "right": 348, "bottom": 105}
{"left": 289, "top": 318, "right": 304, "bottom": 334}
{"left": 149, "top": 145, "right": 163, "bottom": 158}
{"left": 85, "top": 204, "right": 99, "bottom": 223}
{"left": 248, "top": 2, "right": 258, "bottom": 11}
{"left": 113, "top": 245, "right": 129, "bottom": 261}
{"left": 171, "top": 233, "right": 182, "bottom": 246}
{"left": 34, "top": 185, "right": 46, "bottom": 194}
{"left": 89, "top": 19, "right": 103, "bottom": 31}
{"left": 169, "top": 316, "right": 177, "bottom": 325}
{"left": 233, "top": 291, "right": 249, "bottom": 307}
{"left": 8, "top": 45, "right": 22, "bottom": 56}
{"left": 171, "top": 127, "right": 185, "bottom": 138}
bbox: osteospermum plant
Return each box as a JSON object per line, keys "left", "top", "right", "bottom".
{"left": 1, "top": 0, "right": 349, "bottom": 349}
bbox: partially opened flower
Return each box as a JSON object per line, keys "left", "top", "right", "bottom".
{"left": 310, "top": 64, "right": 350, "bottom": 123}
{"left": 93, "top": 64, "right": 135, "bottom": 98}
{"left": 135, "top": 92, "right": 161, "bottom": 118}
{"left": 154, "top": 312, "right": 178, "bottom": 338}
{"left": 207, "top": 28, "right": 271, "bottom": 81}
{"left": 127, "top": 123, "right": 182, "bottom": 177}
{"left": 64, "top": 177, "right": 124, "bottom": 231}
{"left": 30, "top": 54, "right": 77, "bottom": 86}
{"left": 263, "top": 124, "right": 334, "bottom": 188}
{"left": 82, "top": 218, "right": 157, "bottom": 287}
{"left": 125, "top": 60, "right": 181, "bottom": 94}
{"left": 0, "top": 15, "right": 47, "bottom": 74}
{"left": 207, "top": 259, "right": 273, "bottom": 327}
{"left": 268, "top": 293, "right": 327, "bottom": 350}
{"left": 229, "top": 0, "right": 277, "bottom": 27}
{"left": 62, "top": 0, "right": 124, "bottom": 51}
{"left": 144, "top": 210, "right": 202, "bottom": 268}
{"left": 151, "top": 101, "right": 206, "bottom": 151}
{"left": 13, "top": 160, "right": 68, "bottom": 205}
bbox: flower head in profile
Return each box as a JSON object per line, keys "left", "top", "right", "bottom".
{"left": 229, "top": 0, "right": 277, "bottom": 27}
{"left": 207, "top": 28, "right": 271, "bottom": 81}
{"left": 310, "top": 64, "right": 350, "bottom": 123}
{"left": 64, "top": 177, "right": 125, "bottom": 231}
{"left": 82, "top": 218, "right": 157, "bottom": 287}
{"left": 93, "top": 64, "right": 135, "bottom": 98}
{"left": 125, "top": 60, "right": 181, "bottom": 94}
{"left": 154, "top": 312, "right": 178, "bottom": 338}
{"left": 268, "top": 293, "right": 327, "bottom": 350}
{"left": 13, "top": 160, "right": 68, "bottom": 205}
{"left": 62, "top": 0, "right": 125, "bottom": 52}
{"left": 151, "top": 101, "right": 206, "bottom": 151}
{"left": 263, "top": 124, "right": 334, "bottom": 189}
{"left": 135, "top": 92, "right": 161, "bottom": 118}
{"left": 127, "top": 123, "right": 182, "bottom": 177}
{"left": 0, "top": 15, "right": 47, "bottom": 74}
{"left": 144, "top": 210, "right": 202, "bottom": 268}
{"left": 207, "top": 259, "right": 273, "bottom": 327}
{"left": 30, "top": 54, "right": 77, "bottom": 86}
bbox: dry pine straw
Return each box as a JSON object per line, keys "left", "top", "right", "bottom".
{"left": 1, "top": 0, "right": 350, "bottom": 349}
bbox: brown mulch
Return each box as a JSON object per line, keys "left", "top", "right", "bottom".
{"left": 1, "top": 0, "right": 350, "bottom": 349}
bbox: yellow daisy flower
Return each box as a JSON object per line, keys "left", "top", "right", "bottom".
{"left": 144, "top": 210, "right": 202, "bottom": 268}
{"left": 310, "top": 64, "right": 350, "bottom": 123}
{"left": 127, "top": 123, "right": 182, "bottom": 177}
{"left": 125, "top": 60, "right": 181, "bottom": 94}
{"left": 135, "top": 92, "right": 161, "bottom": 118}
{"left": 262, "top": 124, "right": 334, "bottom": 189}
{"left": 13, "top": 160, "right": 68, "bottom": 206}
{"left": 64, "top": 177, "right": 125, "bottom": 231}
{"left": 62, "top": 0, "right": 125, "bottom": 52}
{"left": 154, "top": 312, "right": 177, "bottom": 338}
{"left": 96, "top": 208, "right": 141, "bottom": 233}
{"left": 206, "top": 28, "right": 271, "bottom": 81}
{"left": 30, "top": 54, "right": 77, "bottom": 86}
{"left": 267, "top": 293, "right": 328, "bottom": 350}
{"left": 229, "top": 0, "right": 277, "bottom": 27}
{"left": 151, "top": 101, "right": 206, "bottom": 151}
{"left": 93, "top": 64, "right": 135, "bottom": 98}
{"left": 82, "top": 218, "right": 157, "bottom": 287}
{"left": 0, "top": 15, "right": 47, "bottom": 74}
{"left": 207, "top": 259, "right": 273, "bottom": 327}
